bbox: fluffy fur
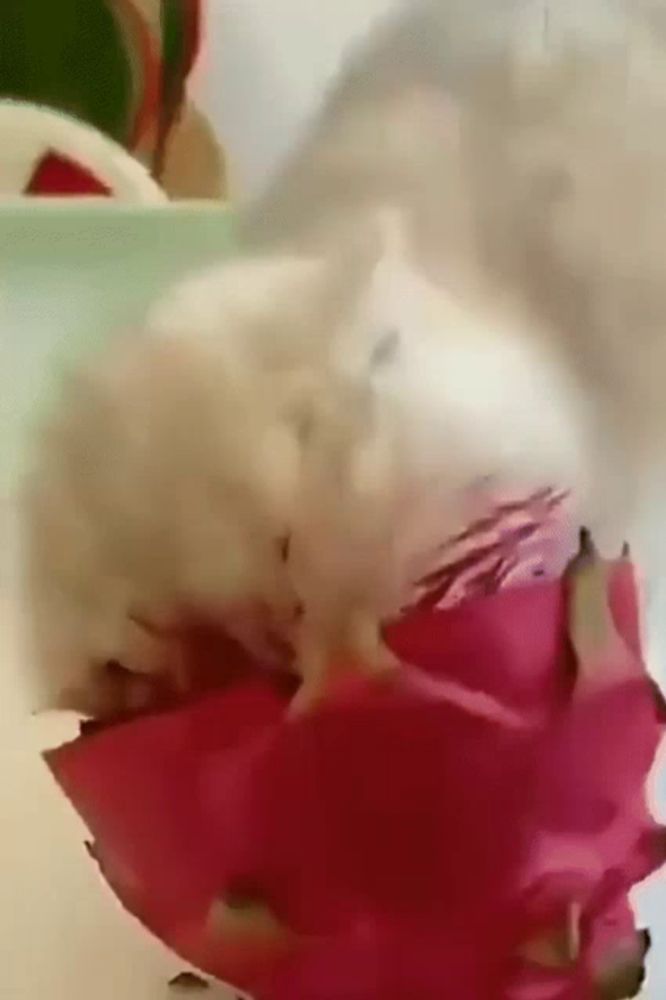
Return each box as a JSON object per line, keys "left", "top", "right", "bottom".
{"left": 22, "top": 0, "right": 666, "bottom": 710}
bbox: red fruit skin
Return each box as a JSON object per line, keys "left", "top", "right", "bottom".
{"left": 386, "top": 578, "right": 571, "bottom": 714}
{"left": 263, "top": 922, "right": 512, "bottom": 1000}
{"left": 48, "top": 685, "right": 288, "bottom": 990}
{"left": 232, "top": 670, "right": 537, "bottom": 926}
{"left": 45, "top": 561, "right": 665, "bottom": 1000}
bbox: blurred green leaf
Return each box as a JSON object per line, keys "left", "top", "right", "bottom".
{"left": 0, "top": 0, "right": 134, "bottom": 144}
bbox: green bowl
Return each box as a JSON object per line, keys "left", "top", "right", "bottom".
{"left": 0, "top": 202, "right": 234, "bottom": 497}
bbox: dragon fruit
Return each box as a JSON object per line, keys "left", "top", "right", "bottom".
{"left": 45, "top": 533, "right": 665, "bottom": 999}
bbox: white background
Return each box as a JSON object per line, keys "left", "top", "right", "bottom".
{"left": 192, "top": 0, "right": 401, "bottom": 198}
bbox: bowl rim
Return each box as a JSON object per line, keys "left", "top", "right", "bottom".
{"left": 0, "top": 197, "right": 231, "bottom": 213}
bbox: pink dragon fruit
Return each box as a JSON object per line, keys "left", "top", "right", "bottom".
{"left": 45, "top": 531, "right": 664, "bottom": 999}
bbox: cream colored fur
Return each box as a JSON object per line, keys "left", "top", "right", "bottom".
{"left": 22, "top": 0, "right": 666, "bottom": 710}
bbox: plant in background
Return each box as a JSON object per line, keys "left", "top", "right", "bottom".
{"left": 0, "top": 0, "right": 225, "bottom": 198}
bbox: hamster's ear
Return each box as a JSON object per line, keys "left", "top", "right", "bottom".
{"left": 338, "top": 206, "right": 435, "bottom": 380}
{"left": 367, "top": 208, "right": 421, "bottom": 331}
